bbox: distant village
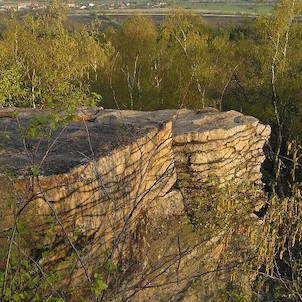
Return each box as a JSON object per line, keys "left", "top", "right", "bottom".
{"left": 0, "top": 1, "right": 168, "bottom": 11}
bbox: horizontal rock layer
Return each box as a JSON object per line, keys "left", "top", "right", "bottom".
{"left": 0, "top": 107, "right": 270, "bottom": 301}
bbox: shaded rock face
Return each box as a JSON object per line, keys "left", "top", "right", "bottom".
{"left": 0, "top": 108, "right": 270, "bottom": 301}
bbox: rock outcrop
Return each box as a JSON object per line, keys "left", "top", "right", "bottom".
{"left": 0, "top": 107, "right": 270, "bottom": 301}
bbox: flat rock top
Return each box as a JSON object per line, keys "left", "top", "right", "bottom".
{"left": 0, "top": 107, "right": 263, "bottom": 177}
{"left": 93, "top": 108, "right": 259, "bottom": 134}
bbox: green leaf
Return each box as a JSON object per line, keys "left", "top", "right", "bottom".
{"left": 2, "top": 134, "right": 10, "bottom": 140}
{"left": 5, "top": 288, "right": 11, "bottom": 297}
{"left": 17, "top": 220, "right": 26, "bottom": 235}
{"left": 50, "top": 121, "right": 58, "bottom": 131}
{"left": 91, "top": 273, "right": 108, "bottom": 297}
{"left": 31, "top": 166, "right": 40, "bottom": 175}
{"left": 6, "top": 198, "right": 13, "bottom": 209}
{"left": 105, "top": 259, "right": 117, "bottom": 273}
{"left": 63, "top": 114, "right": 75, "bottom": 124}
{"left": 48, "top": 298, "right": 65, "bottom": 302}
{"left": 12, "top": 293, "right": 25, "bottom": 302}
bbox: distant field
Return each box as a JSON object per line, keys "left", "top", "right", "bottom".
{"left": 184, "top": 3, "right": 273, "bottom": 13}
{"left": 70, "top": 5, "right": 272, "bottom": 16}
{"left": 0, "top": 0, "right": 276, "bottom": 17}
{"left": 66, "top": 12, "right": 255, "bottom": 30}
{"left": 69, "top": 1, "right": 275, "bottom": 16}
{"left": 169, "top": 0, "right": 274, "bottom": 13}
{"left": 66, "top": 0, "right": 273, "bottom": 28}
{"left": 0, "top": 1, "right": 275, "bottom": 32}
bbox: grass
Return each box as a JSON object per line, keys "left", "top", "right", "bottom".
{"left": 188, "top": 3, "right": 274, "bottom": 14}
{"left": 67, "top": 0, "right": 275, "bottom": 16}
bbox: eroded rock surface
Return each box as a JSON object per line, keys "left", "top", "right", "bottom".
{"left": 0, "top": 107, "right": 270, "bottom": 301}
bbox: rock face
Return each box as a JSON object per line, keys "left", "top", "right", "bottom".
{"left": 171, "top": 109, "right": 270, "bottom": 210}
{"left": 0, "top": 108, "right": 270, "bottom": 301}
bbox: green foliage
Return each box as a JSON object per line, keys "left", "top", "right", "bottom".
{"left": 91, "top": 273, "right": 108, "bottom": 298}
{"left": 98, "top": 11, "right": 236, "bottom": 110}
{"left": 189, "top": 181, "right": 261, "bottom": 238}
{"left": 0, "top": 69, "right": 27, "bottom": 107}
{"left": 189, "top": 172, "right": 302, "bottom": 300}
{"left": 20, "top": 110, "right": 75, "bottom": 144}
{"left": 30, "top": 165, "right": 40, "bottom": 175}
{"left": 100, "top": 15, "right": 158, "bottom": 109}
{"left": 219, "top": 284, "right": 252, "bottom": 302}
{"left": 228, "top": 2, "right": 302, "bottom": 123}
{"left": 107, "top": 262, "right": 118, "bottom": 275}
{"left": 1, "top": 253, "right": 58, "bottom": 301}
{"left": 157, "top": 11, "right": 235, "bottom": 109}
{"left": 188, "top": 180, "right": 266, "bottom": 300}
{"left": 0, "top": 7, "right": 104, "bottom": 108}
{"left": 0, "top": 212, "right": 100, "bottom": 301}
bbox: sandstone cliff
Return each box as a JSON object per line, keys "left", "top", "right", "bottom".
{"left": 0, "top": 108, "right": 270, "bottom": 301}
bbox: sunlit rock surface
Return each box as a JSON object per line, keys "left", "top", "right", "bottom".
{"left": 0, "top": 107, "right": 270, "bottom": 301}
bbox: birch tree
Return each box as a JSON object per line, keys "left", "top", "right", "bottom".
{"left": 0, "top": 7, "right": 105, "bottom": 108}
